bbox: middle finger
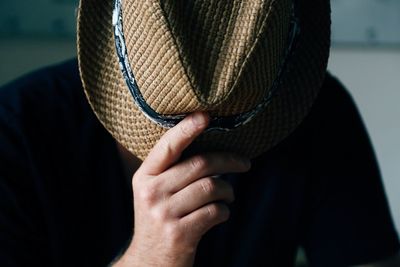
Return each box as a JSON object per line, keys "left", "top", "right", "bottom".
{"left": 168, "top": 176, "right": 235, "bottom": 217}
{"left": 161, "top": 152, "right": 250, "bottom": 193}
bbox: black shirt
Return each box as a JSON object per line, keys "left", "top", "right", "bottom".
{"left": 0, "top": 59, "right": 399, "bottom": 267}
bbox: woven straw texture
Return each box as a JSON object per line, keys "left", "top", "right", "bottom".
{"left": 77, "top": 0, "right": 331, "bottom": 160}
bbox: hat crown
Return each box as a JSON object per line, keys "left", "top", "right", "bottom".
{"left": 162, "top": 0, "right": 271, "bottom": 105}
{"left": 122, "top": 0, "right": 292, "bottom": 115}
{"left": 78, "top": 0, "right": 331, "bottom": 160}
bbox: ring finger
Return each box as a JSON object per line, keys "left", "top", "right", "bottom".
{"left": 168, "top": 176, "right": 235, "bottom": 217}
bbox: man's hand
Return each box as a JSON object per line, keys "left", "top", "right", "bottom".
{"left": 113, "top": 112, "right": 251, "bottom": 267}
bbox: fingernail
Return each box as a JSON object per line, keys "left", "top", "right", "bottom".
{"left": 192, "top": 112, "right": 207, "bottom": 127}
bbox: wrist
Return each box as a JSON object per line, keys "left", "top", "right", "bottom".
{"left": 111, "top": 239, "right": 197, "bottom": 267}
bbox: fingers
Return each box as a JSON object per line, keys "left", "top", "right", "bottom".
{"left": 161, "top": 152, "right": 251, "bottom": 193}
{"left": 139, "top": 112, "right": 209, "bottom": 176}
{"left": 168, "top": 177, "right": 234, "bottom": 217}
{"left": 179, "top": 202, "right": 230, "bottom": 238}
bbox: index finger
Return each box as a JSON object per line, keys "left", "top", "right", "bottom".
{"left": 139, "top": 112, "right": 209, "bottom": 176}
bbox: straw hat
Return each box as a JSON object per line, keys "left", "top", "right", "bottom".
{"left": 77, "top": 0, "right": 331, "bottom": 160}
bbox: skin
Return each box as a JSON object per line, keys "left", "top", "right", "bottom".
{"left": 111, "top": 112, "right": 400, "bottom": 267}
{"left": 112, "top": 112, "right": 251, "bottom": 267}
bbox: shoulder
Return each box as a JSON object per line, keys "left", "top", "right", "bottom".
{"left": 0, "top": 59, "right": 100, "bottom": 169}
{"left": 0, "top": 60, "right": 126, "bottom": 265}
{"left": 292, "top": 74, "right": 400, "bottom": 266}
{"left": 0, "top": 59, "right": 96, "bottom": 144}
{"left": 268, "top": 72, "right": 361, "bottom": 160}
{"left": 287, "top": 72, "right": 365, "bottom": 147}
{"left": 306, "top": 72, "right": 358, "bottom": 128}
{"left": 0, "top": 58, "right": 85, "bottom": 119}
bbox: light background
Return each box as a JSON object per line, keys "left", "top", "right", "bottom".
{"left": 0, "top": 0, "right": 399, "bottom": 248}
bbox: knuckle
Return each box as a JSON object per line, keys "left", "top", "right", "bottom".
{"left": 190, "top": 155, "right": 207, "bottom": 171}
{"left": 148, "top": 178, "right": 163, "bottom": 192}
{"left": 131, "top": 171, "right": 146, "bottom": 188}
{"left": 137, "top": 183, "right": 158, "bottom": 204}
{"left": 179, "top": 122, "right": 195, "bottom": 139}
{"left": 151, "top": 205, "right": 169, "bottom": 221}
{"left": 207, "top": 203, "right": 230, "bottom": 221}
{"left": 206, "top": 203, "right": 219, "bottom": 218}
{"left": 159, "top": 138, "right": 175, "bottom": 159}
{"left": 200, "top": 177, "right": 216, "bottom": 195}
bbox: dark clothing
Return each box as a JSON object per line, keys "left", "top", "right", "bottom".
{"left": 0, "top": 59, "right": 399, "bottom": 267}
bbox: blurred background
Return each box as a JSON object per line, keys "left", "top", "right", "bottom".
{"left": 0, "top": 0, "right": 399, "bottom": 265}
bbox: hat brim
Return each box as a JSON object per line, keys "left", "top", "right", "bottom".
{"left": 77, "top": 0, "right": 330, "bottom": 160}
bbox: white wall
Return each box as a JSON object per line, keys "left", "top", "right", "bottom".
{"left": 0, "top": 38, "right": 76, "bottom": 86}
{"left": 328, "top": 48, "right": 400, "bottom": 235}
